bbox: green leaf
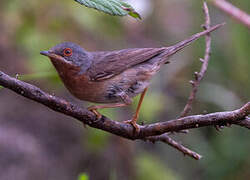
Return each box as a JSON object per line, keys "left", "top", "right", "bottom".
{"left": 78, "top": 173, "right": 89, "bottom": 180}
{"left": 74, "top": 0, "right": 141, "bottom": 19}
{"left": 119, "top": 1, "right": 141, "bottom": 19}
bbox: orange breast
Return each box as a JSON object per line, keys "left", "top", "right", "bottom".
{"left": 61, "top": 73, "right": 109, "bottom": 103}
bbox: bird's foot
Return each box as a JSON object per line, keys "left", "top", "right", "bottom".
{"left": 87, "top": 105, "right": 102, "bottom": 119}
{"left": 124, "top": 119, "right": 140, "bottom": 133}
{"left": 214, "top": 124, "right": 224, "bottom": 132}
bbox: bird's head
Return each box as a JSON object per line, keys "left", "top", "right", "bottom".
{"left": 40, "top": 42, "right": 92, "bottom": 74}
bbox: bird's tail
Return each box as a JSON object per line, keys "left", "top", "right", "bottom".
{"left": 158, "top": 22, "right": 225, "bottom": 64}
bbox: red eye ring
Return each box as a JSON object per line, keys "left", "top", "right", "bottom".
{"left": 63, "top": 48, "right": 73, "bottom": 56}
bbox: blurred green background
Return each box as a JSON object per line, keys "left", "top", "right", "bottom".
{"left": 0, "top": 0, "right": 249, "bottom": 179}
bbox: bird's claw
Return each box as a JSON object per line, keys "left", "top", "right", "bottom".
{"left": 215, "top": 122, "right": 231, "bottom": 131}
{"left": 124, "top": 119, "right": 140, "bottom": 133}
{"left": 214, "top": 125, "right": 224, "bottom": 132}
{"left": 87, "top": 106, "right": 102, "bottom": 119}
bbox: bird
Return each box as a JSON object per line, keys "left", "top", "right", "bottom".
{"left": 40, "top": 23, "right": 223, "bottom": 133}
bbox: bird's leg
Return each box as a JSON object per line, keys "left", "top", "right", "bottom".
{"left": 88, "top": 92, "right": 132, "bottom": 119}
{"left": 88, "top": 103, "right": 129, "bottom": 119}
{"left": 124, "top": 88, "right": 148, "bottom": 133}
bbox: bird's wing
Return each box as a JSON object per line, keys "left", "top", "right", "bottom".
{"left": 86, "top": 48, "right": 165, "bottom": 81}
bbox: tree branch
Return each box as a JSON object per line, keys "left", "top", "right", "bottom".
{"left": 180, "top": 1, "right": 212, "bottom": 117}
{"left": 146, "top": 2, "right": 212, "bottom": 160}
{"left": 235, "top": 117, "right": 250, "bottom": 129}
{"left": 145, "top": 134, "right": 202, "bottom": 160}
{"left": 210, "top": 0, "right": 250, "bottom": 29}
{"left": 0, "top": 71, "right": 249, "bottom": 140}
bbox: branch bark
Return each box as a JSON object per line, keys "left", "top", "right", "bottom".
{"left": 180, "top": 1, "right": 212, "bottom": 117}
{"left": 0, "top": 71, "right": 249, "bottom": 140}
{"left": 148, "top": 1, "right": 213, "bottom": 160}
{"left": 145, "top": 134, "right": 202, "bottom": 160}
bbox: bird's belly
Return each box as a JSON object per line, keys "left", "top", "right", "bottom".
{"left": 60, "top": 67, "right": 153, "bottom": 104}
{"left": 62, "top": 75, "right": 112, "bottom": 103}
{"left": 125, "top": 81, "right": 149, "bottom": 98}
{"left": 103, "top": 69, "right": 152, "bottom": 103}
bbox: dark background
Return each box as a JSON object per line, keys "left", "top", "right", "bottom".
{"left": 0, "top": 0, "right": 249, "bottom": 179}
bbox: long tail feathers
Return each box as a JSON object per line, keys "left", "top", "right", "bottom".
{"left": 160, "top": 22, "right": 225, "bottom": 64}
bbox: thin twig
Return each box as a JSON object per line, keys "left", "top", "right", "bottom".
{"left": 150, "top": 2, "right": 213, "bottom": 155}
{"left": 150, "top": 2, "right": 212, "bottom": 157}
{"left": 145, "top": 134, "right": 202, "bottom": 160}
{"left": 180, "top": 1, "right": 212, "bottom": 118}
{"left": 211, "top": 0, "right": 250, "bottom": 29}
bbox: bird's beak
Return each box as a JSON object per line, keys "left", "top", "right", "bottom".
{"left": 40, "top": 50, "right": 73, "bottom": 65}
{"left": 40, "top": 50, "right": 52, "bottom": 57}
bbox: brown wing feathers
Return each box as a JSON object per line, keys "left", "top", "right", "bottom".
{"left": 87, "top": 48, "right": 165, "bottom": 81}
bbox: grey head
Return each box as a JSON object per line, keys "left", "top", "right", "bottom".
{"left": 40, "top": 42, "right": 92, "bottom": 73}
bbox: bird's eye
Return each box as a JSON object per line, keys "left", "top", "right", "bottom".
{"left": 63, "top": 48, "right": 73, "bottom": 57}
